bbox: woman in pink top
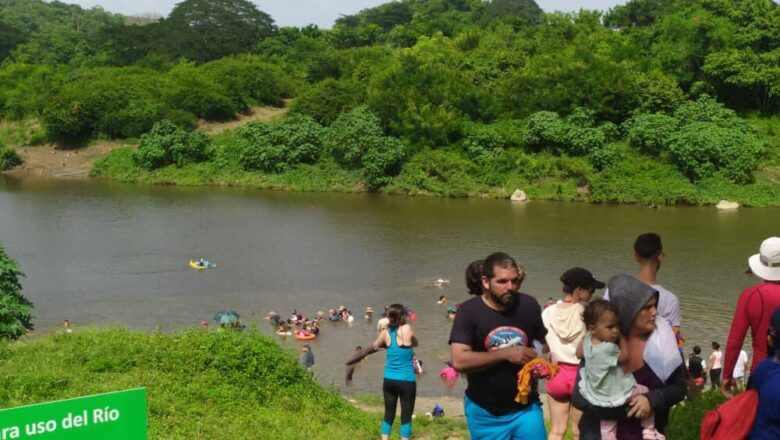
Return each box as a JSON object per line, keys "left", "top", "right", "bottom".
{"left": 707, "top": 341, "right": 722, "bottom": 389}
{"left": 543, "top": 268, "right": 604, "bottom": 440}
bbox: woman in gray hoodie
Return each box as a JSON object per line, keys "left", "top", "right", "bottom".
{"left": 572, "top": 275, "right": 686, "bottom": 440}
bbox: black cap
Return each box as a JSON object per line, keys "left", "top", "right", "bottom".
{"left": 561, "top": 267, "right": 605, "bottom": 290}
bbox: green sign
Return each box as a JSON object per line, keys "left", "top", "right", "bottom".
{"left": 0, "top": 388, "right": 147, "bottom": 440}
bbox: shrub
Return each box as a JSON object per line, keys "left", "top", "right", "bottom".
{"left": 132, "top": 120, "right": 214, "bottom": 170}
{"left": 589, "top": 158, "right": 698, "bottom": 204}
{"left": 463, "top": 124, "right": 507, "bottom": 163}
{"left": 362, "top": 136, "right": 407, "bottom": 190}
{"left": 589, "top": 143, "right": 623, "bottom": 171}
{"left": 624, "top": 113, "right": 680, "bottom": 156}
{"left": 43, "top": 68, "right": 169, "bottom": 143}
{"left": 238, "top": 115, "right": 324, "bottom": 173}
{"left": 200, "top": 56, "right": 290, "bottom": 108}
{"left": 627, "top": 71, "right": 686, "bottom": 114}
{"left": 325, "top": 106, "right": 385, "bottom": 168}
{"left": 163, "top": 63, "right": 239, "bottom": 121}
{"left": 388, "top": 149, "right": 481, "bottom": 197}
{"left": 667, "top": 391, "right": 727, "bottom": 440}
{"left": 290, "top": 78, "right": 363, "bottom": 126}
{"left": 0, "top": 242, "right": 34, "bottom": 341}
{"left": 668, "top": 122, "right": 764, "bottom": 183}
{"left": 0, "top": 147, "right": 22, "bottom": 171}
{"left": 674, "top": 94, "right": 744, "bottom": 128}
{"left": 524, "top": 110, "right": 607, "bottom": 156}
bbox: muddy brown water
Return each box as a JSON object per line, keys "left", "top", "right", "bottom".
{"left": 0, "top": 175, "right": 776, "bottom": 397}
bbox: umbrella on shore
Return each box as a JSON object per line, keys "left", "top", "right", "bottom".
{"left": 214, "top": 310, "right": 240, "bottom": 325}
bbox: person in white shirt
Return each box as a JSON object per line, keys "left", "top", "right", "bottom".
{"left": 733, "top": 349, "right": 750, "bottom": 390}
{"left": 543, "top": 267, "right": 604, "bottom": 440}
{"left": 707, "top": 341, "right": 723, "bottom": 389}
{"left": 603, "top": 233, "right": 683, "bottom": 349}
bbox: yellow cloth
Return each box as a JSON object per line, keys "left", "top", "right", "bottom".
{"left": 515, "top": 359, "right": 559, "bottom": 404}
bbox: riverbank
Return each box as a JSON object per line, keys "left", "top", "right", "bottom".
{"left": 90, "top": 143, "right": 780, "bottom": 207}
{"left": 0, "top": 328, "right": 469, "bottom": 439}
{"left": 4, "top": 108, "right": 780, "bottom": 206}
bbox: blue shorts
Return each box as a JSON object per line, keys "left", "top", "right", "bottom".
{"left": 464, "top": 395, "right": 546, "bottom": 440}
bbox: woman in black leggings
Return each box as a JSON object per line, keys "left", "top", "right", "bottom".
{"left": 372, "top": 304, "right": 418, "bottom": 440}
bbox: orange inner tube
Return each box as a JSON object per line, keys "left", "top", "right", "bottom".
{"left": 295, "top": 333, "right": 317, "bottom": 341}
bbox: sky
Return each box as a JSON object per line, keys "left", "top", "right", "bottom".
{"left": 63, "top": 0, "right": 627, "bottom": 28}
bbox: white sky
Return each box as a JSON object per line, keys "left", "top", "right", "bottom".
{"left": 62, "top": 0, "right": 627, "bottom": 27}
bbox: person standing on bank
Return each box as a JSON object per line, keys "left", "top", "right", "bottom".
{"left": 707, "top": 342, "right": 723, "bottom": 390}
{"left": 603, "top": 233, "right": 684, "bottom": 351}
{"left": 450, "top": 252, "right": 548, "bottom": 440}
{"left": 572, "top": 275, "right": 686, "bottom": 440}
{"left": 723, "top": 236, "right": 780, "bottom": 396}
{"left": 372, "top": 303, "right": 418, "bottom": 440}
{"left": 543, "top": 268, "right": 604, "bottom": 440}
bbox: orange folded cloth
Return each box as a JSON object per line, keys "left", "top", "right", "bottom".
{"left": 515, "top": 359, "right": 559, "bottom": 404}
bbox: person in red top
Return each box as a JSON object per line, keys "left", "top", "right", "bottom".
{"left": 723, "top": 236, "right": 780, "bottom": 396}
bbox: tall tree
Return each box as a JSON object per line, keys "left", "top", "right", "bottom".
{"left": 165, "top": 0, "right": 276, "bottom": 62}
{"left": 0, "top": 243, "right": 33, "bottom": 341}
{"left": 478, "top": 0, "right": 543, "bottom": 26}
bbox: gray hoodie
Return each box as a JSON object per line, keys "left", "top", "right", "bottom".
{"left": 606, "top": 274, "right": 659, "bottom": 336}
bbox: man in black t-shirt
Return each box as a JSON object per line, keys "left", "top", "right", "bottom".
{"left": 449, "top": 252, "right": 548, "bottom": 440}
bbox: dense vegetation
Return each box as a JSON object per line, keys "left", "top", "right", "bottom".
{"left": 0, "top": 242, "right": 33, "bottom": 341}
{"left": 2, "top": 0, "right": 780, "bottom": 205}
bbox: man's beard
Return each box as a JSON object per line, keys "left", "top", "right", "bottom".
{"left": 489, "top": 289, "right": 517, "bottom": 307}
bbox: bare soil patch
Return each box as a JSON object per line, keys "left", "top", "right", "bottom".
{"left": 7, "top": 141, "right": 127, "bottom": 178}
{"left": 198, "top": 102, "right": 290, "bottom": 134}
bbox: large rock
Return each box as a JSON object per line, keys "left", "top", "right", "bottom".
{"left": 716, "top": 200, "right": 740, "bottom": 210}
{"left": 510, "top": 189, "right": 528, "bottom": 202}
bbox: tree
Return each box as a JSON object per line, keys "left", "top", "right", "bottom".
{"left": 164, "top": 0, "right": 276, "bottom": 62}
{"left": 0, "top": 243, "right": 33, "bottom": 341}
{"left": 478, "top": 0, "right": 543, "bottom": 26}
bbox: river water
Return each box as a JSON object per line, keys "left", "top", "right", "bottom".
{"left": 0, "top": 175, "right": 776, "bottom": 397}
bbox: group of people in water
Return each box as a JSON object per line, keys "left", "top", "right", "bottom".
{"left": 353, "top": 233, "right": 780, "bottom": 440}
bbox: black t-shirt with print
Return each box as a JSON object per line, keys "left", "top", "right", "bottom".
{"left": 449, "top": 293, "right": 547, "bottom": 415}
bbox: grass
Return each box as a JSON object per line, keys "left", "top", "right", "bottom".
{"left": 0, "top": 328, "right": 477, "bottom": 439}
{"left": 0, "top": 328, "right": 716, "bottom": 439}
{"left": 0, "top": 328, "right": 381, "bottom": 439}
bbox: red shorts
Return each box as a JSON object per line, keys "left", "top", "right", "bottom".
{"left": 546, "top": 362, "right": 579, "bottom": 400}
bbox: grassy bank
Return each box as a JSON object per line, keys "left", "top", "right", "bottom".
{"left": 0, "top": 328, "right": 462, "bottom": 439}
{"left": 0, "top": 328, "right": 721, "bottom": 439}
{"left": 92, "top": 134, "right": 780, "bottom": 207}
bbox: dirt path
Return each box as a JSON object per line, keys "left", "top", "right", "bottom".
{"left": 3, "top": 104, "right": 290, "bottom": 179}
{"left": 7, "top": 141, "right": 127, "bottom": 178}
{"left": 198, "top": 102, "right": 289, "bottom": 134}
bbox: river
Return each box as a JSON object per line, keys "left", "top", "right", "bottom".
{"left": 0, "top": 175, "right": 775, "bottom": 397}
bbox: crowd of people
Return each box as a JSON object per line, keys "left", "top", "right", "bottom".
{"left": 364, "top": 233, "right": 780, "bottom": 440}
{"left": 210, "top": 232, "right": 780, "bottom": 440}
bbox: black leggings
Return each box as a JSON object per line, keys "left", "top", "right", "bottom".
{"left": 383, "top": 378, "right": 416, "bottom": 429}
{"left": 710, "top": 368, "right": 722, "bottom": 388}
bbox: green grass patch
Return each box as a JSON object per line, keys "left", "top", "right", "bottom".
{"left": 0, "top": 328, "right": 380, "bottom": 439}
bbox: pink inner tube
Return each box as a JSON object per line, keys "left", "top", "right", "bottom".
{"left": 439, "top": 366, "right": 458, "bottom": 381}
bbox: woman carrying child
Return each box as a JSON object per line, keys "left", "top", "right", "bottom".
{"left": 572, "top": 275, "right": 686, "bottom": 440}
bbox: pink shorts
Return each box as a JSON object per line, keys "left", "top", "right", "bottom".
{"left": 546, "top": 363, "right": 579, "bottom": 400}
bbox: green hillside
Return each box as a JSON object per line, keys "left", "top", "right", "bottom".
{"left": 1, "top": 0, "right": 779, "bottom": 205}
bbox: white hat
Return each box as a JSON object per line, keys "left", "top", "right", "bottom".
{"left": 748, "top": 237, "right": 780, "bottom": 281}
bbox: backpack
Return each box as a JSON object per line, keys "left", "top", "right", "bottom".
{"left": 689, "top": 355, "right": 703, "bottom": 377}
{"left": 700, "top": 389, "right": 759, "bottom": 440}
